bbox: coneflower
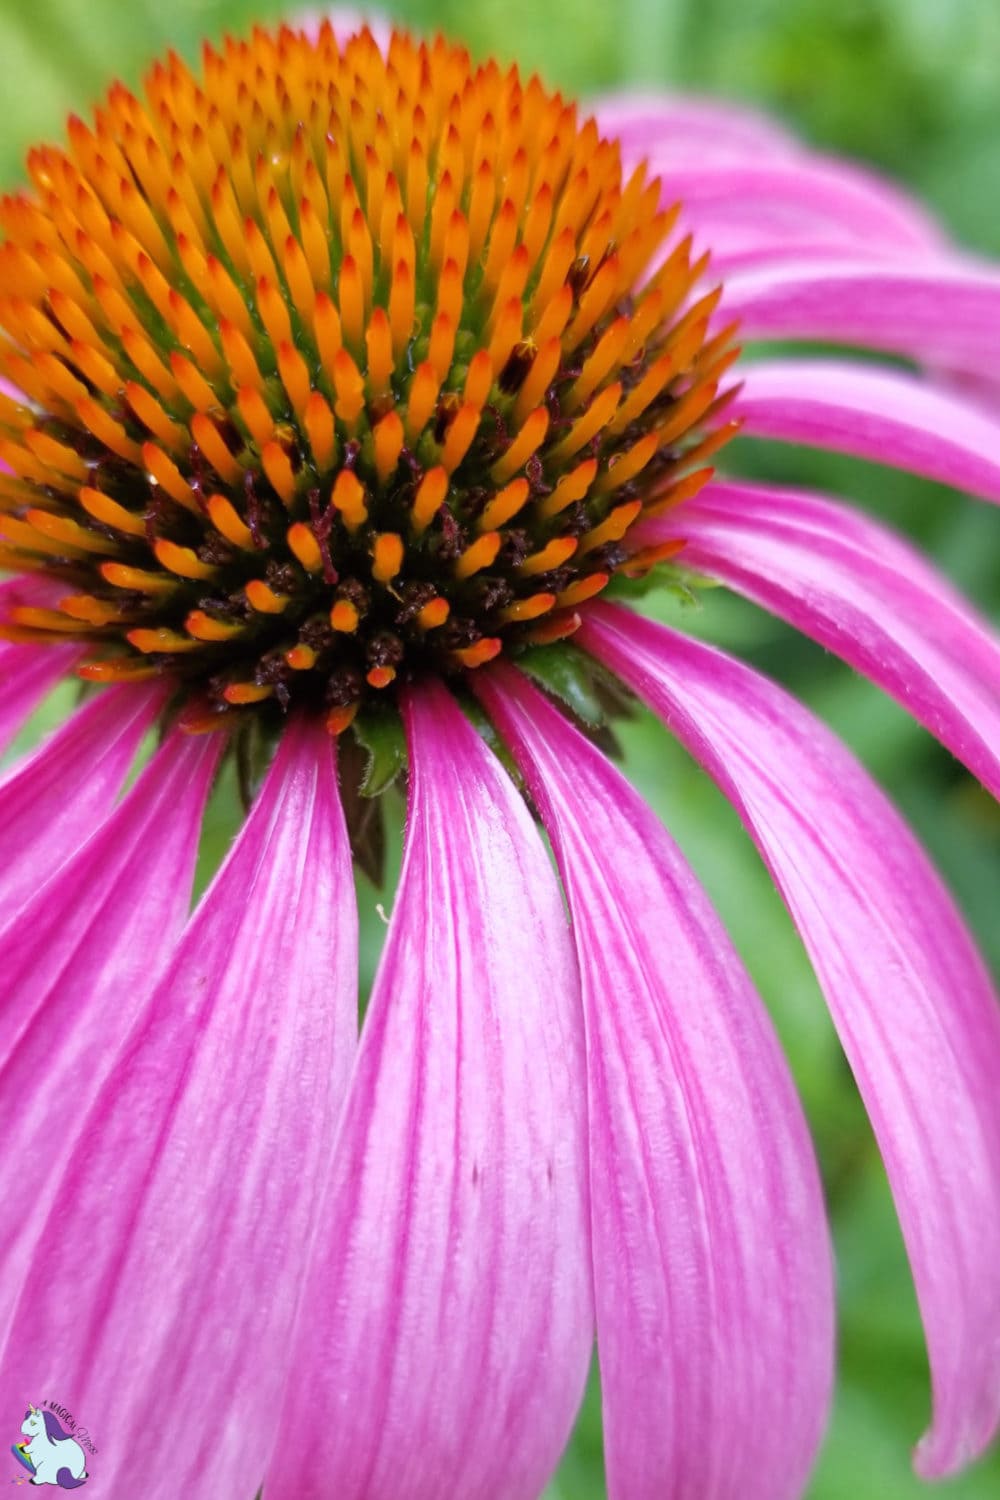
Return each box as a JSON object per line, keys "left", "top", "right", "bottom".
{"left": 0, "top": 18, "right": 998, "bottom": 1500}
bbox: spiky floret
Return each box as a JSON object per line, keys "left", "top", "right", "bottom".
{"left": 0, "top": 22, "right": 737, "bottom": 731}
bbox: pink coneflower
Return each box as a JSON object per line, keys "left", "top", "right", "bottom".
{"left": 0, "top": 19, "right": 998, "bottom": 1499}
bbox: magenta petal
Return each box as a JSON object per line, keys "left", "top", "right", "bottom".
{"left": 581, "top": 603, "right": 1000, "bottom": 1476}
{"left": 664, "top": 479, "right": 1000, "bottom": 801}
{"left": 0, "top": 727, "right": 218, "bottom": 1063}
{"left": 0, "top": 578, "right": 81, "bottom": 751}
{"left": 477, "top": 665, "right": 834, "bottom": 1500}
{"left": 0, "top": 681, "right": 163, "bottom": 915}
{"left": 0, "top": 640, "right": 80, "bottom": 753}
{"left": 0, "top": 728, "right": 219, "bottom": 1308}
{"left": 265, "top": 680, "right": 592, "bottom": 1500}
{"left": 731, "top": 360, "right": 1000, "bottom": 504}
{"left": 0, "top": 716, "right": 357, "bottom": 1499}
{"left": 720, "top": 261, "right": 1000, "bottom": 377}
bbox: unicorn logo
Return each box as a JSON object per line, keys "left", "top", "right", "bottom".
{"left": 11, "top": 1406, "right": 88, "bottom": 1488}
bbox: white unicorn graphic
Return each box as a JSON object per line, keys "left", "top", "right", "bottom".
{"left": 11, "top": 1406, "right": 88, "bottom": 1488}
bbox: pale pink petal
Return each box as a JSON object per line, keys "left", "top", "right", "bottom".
{"left": 265, "top": 679, "right": 592, "bottom": 1500}
{"left": 699, "top": 225, "right": 900, "bottom": 273}
{"left": 591, "top": 101, "right": 944, "bottom": 276}
{"left": 593, "top": 93, "right": 800, "bottom": 161}
{"left": 295, "top": 8, "right": 392, "bottom": 48}
{"left": 719, "top": 260, "right": 1000, "bottom": 378}
{"left": 660, "top": 479, "right": 1000, "bottom": 800}
{"left": 581, "top": 603, "right": 1000, "bottom": 1477}
{"left": 476, "top": 664, "right": 833, "bottom": 1500}
{"left": 0, "top": 716, "right": 357, "bottom": 1500}
{"left": 730, "top": 360, "right": 1000, "bottom": 504}
{"left": 0, "top": 681, "right": 163, "bottom": 915}
{"left": 658, "top": 161, "right": 946, "bottom": 253}
{"left": 0, "top": 728, "right": 220, "bottom": 1313}
{"left": 942, "top": 369, "right": 1000, "bottom": 418}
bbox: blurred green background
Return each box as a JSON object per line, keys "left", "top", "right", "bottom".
{"left": 3, "top": 0, "right": 999, "bottom": 1496}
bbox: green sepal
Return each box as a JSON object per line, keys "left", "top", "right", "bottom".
{"left": 516, "top": 642, "right": 607, "bottom": 727}
{"left": 352, "top": 701, "right": 408, "bottom": 797}
{"left": 605, "top": 560, "right": 721, "bottom": 604}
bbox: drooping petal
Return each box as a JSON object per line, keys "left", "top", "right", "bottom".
{"left": 719, "top": 260, "right": 1000, "bottom": 379}
{"left": 0, "top": 640, "right": 81, "bottom": 754}
{"left": 0, "top": 726, "right": 218, "bottom": 1064}
{"left": 581, "top": 603, "right": 1000, "bottom": 1477}
{"left": 476, "top": 664, "right": 834, "bottom": 1500}
{"left": 0, "top": 680, "right": 163, "bottom": 915}
{"left": 660, "top": 479, "right": 1000, "bottom": 800}
{"left": 0, "top": 577, "right": 86, "bottom": 751}
{"left": 658, "top": 161, "right": 946, "bottom": 253}
{"left": 593, "top": 93, "right": 801, "bottom": 162}
{"left": 697, "top": 225, "right": 900, "bottom": 273}
{"left": 593, "top": 97, "right": 943, "bottom": 265}
{"left": 265, "top": 679, "right": 592, "bottom": 1500}
{"left": 0, "top": 715, "right": 357, "bottom": 1500}
{"left": 0, "top": 727, "right": 220, "bottom": 1306}
{"left": 731, "top": 360, "right": 1000, "bottom": 504}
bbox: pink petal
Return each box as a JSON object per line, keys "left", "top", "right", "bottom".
{"left": 591, "top": 98, "right": 943, "bottom": 264}
{"left": 0, "top": 577, "right": 83, "bottom": 751}
{"left": 294, "top": 7, "right": 392, "bottom": 48}
{"left": 593, "top": 92, "right": 800, "bottom": 161}
{"left": 265, "top": 680, "right": 592, "bottom": 1500}
{"left": 699, "top": 225, "right": 900, "bottom": 273}
{"left": 0, "top": 726, "right": 218, "bottom": 1066}
{"left": 0, "top": 727, "right": 220, "bottom": 1311}
{"left": 661, "top": 479, "right": 1000, "bottom": 800}
{"left": 659, "top": 161, "right": 945, "bottom": 253}
{"left": 0, "top": 715, "right": 357, "bottom": 1499}
{"left": 719, "top": 260, "right": 1000, "bottom": 378}
{"left": 476, "top": 664, "right": 834, "bottom": 1500}
{"left": 0, "top": 641, "right": 80, "bottom": 754}
{"left": 730, "top": 360, "right": 1000, "bottom": 504}
{"left": 0, "top": 681, "right": 163, "bottom": 915}
{"left": 581, "top": 603, "right": 1000, "bottom": 1477}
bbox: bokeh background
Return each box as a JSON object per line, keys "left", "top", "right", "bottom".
{"left": 3, "top": 1, "right": 999, "bottom": 1496}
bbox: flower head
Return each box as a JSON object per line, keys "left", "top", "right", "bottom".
{"left": 1, "top": 17, "right": 999, "bottom": 1500}
{"left": 0, "top": 24, "right": 730, "bottom": 724}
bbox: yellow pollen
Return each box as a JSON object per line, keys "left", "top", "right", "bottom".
{"left": 416, "top": 597, "right": 450, "bottom": 630}
{"left": 330, "top": 600, "right": 360, "bottom": 633}
{"left": 185, "top": 610, "right": 245, "bottom": 642}
{"left": 454, "top": 531, "right": 502, "bottom": 581}
{"left": 207, "top": 494, "right": 255, "bottom": 551}
{"left": 153, "top": 539, "right": 216, "bottom": 580}
{"left": 287, "top": 521, "right": 324, "bottom": 574}
{"left": 286, "top": 643, "right": 318, "bottom": 671}
{"left": 245, "top": 579, "right": 289, "bottom": 615}
{"left": 372, "top": 533, "right": 405, "bottom": 584}
{"left": 223, "top": 681, "right": 273, "bottom": 705}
